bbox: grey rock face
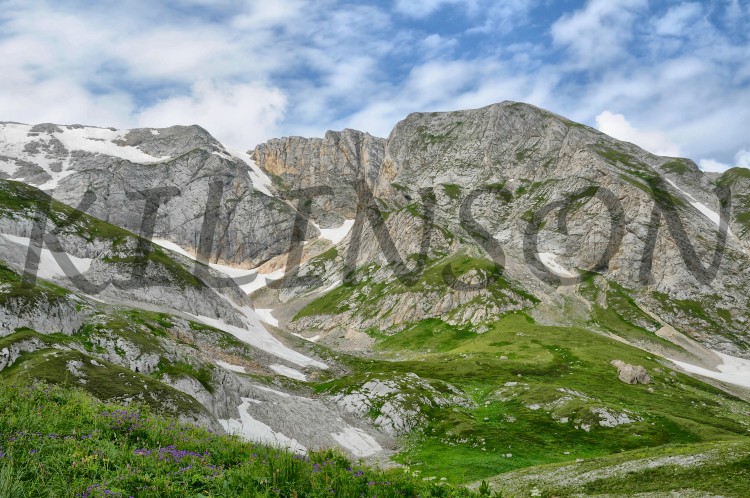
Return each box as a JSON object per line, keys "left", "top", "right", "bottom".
{"left": 331, "top": 373, "right": 474, "bottom": 436}
{"left": 352, "top": 103, "right": 749, "bottom": 352}
{"left": 253, "top": 129, "right": 385, "bottom": 227}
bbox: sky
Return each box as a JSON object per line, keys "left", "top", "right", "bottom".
{"left": 0, "top": 0, "right": 748, "bottom": 172}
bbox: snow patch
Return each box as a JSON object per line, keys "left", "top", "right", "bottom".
{"left": 151, "top": 238, "right": 282, "bottom": 294}
{"left": 252, "top": 384, "right": 291, "bottom": 398}
{"left": 227, "top": 148, "right": 274, "bottom": 197}
{"left": 54, "top": 126, "right": 168, "bottom": 163}
{"left": 219, "top": 398, "right": 306, "bottom": 454}
{"left": 151, "top": 239, "right": 194, "bottom": 259}
{"left": 1, "top": 234, "right": 93, "bottom": 280}
{"left": 292, "top": 333, "right": 320, "bottom": 343}
{"left": 269, "top": 364, "right": 307, "bottom": 381}
{"left": 0, "top": 123, "right": 168, "bottom": 190}
{"left": 331, "top": 427, "right": 382, "bottom": 457}
{"left": 188, "top": 311, "right": 326, "bottom": 369}
{"left": 216, "top": 361, "right": 246, "bottom": 373}
{"left": 255, "top": 308, "right": 279, "bottom": 327}
{"left": 665, "top": 179, "right": 736, "bottom": 237}
{"left": 537, "top": 252, "right": 577, "bottom": 278}
{"left": 669, "top": 350, "right": 750, "bottom": 389}
{"left": 237, "top": 268, "right": 285, "bottom": 295}
{"left": 317, "top": 219, "right": 355, "bottom": 245}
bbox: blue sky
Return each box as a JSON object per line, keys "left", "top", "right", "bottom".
{"left": 0, "top": 0, "right": 748, "bottom": 171}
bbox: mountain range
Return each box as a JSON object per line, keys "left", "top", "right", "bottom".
{"left": 1, "top": 101, "right": 749, "bottom": 496}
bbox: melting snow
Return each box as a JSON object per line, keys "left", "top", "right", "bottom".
{"left": 219, "top": 398, "right": 306, "bottom": 454}
{"left": 239, "top": 268, "right": 285, "bottom": 295}
{"left": 269, "top": 364, "right": 307, "bottom": 381}
{"left": 52, "top": 126, "right": 168, "bottom": 163}
{"left": 216, "top": 361, "right": 246, "bottom": 373}
{"left": 188, "top": 311, "right": 326, "bottom": 369}
{"left": 1, "top": 234, "right": 93, "bottom": 280}
{"left": 150, "top": 238, "right": 283, "bottom": 294}
{"left": 0, "top": 123, "right": 168, "bottom": 190}
{"left": 669, "top": 351, "right": 750, "bottom": 389}
{"left": 150, "top": 238, "right": 324, "bottom": 368}
{"left": 292, "top": 333, "right": 321, "bottom": 343}
{"left": 537, "top": 252, "right": 577, "bottom": 278}
{"left": 331, "top": 427, "right": 382, "bottom": 457}
{"left": 227, "top": 148, "right": 274, "bottom": 197}
{"left": 255, "top": 308, "right": 279, "bottom": 327}
{"left": 152, "top": 239, "right": 194, "bottom": 259}
{"left": 317, "top": 219, "right": 355, "bottom": 245}
{"left": 665, "top": 179, "right": 735, "bottom": 237}
{"left": 252, "top": 384, "right": 292, "bottom": 398}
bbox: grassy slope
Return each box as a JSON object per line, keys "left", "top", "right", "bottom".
{"left": 489, "top": 439, "right": 750, "bottom": 497}
{"left": 294, "top": 253, "right": 537, "bottom": 325}
{"left": 317, "top": 313, "right": 750, "bottom": 485}
{"left": 0, "top": 382, "right": 483, "bottom": 498}
{"left": 0, "top": 179, "right": 203, "bottom": 289}
{"left": 0, "top": 256, "right": 293, "bottom": 421}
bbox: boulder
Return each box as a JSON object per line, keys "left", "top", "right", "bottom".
{"left": 611, "top": 360, "right": 651, "bottom": 384}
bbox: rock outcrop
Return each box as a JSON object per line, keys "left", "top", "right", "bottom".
{"left": 611, "top": 360, "right": 651, "bottom": 384}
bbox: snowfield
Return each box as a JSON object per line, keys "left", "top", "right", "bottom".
{"left": 317, "top": 219, "right": 355, "bottom": 245}
{"left": 269, "top": 364, "right": 307, "bottom": 381}
{"left": 219, "top": 398, "right": 307, "bottom": 454}
{"left": 1, "top": 234, "right": 93, "bottom": 280}
{"left": 331, "top": 427, "right": 382, "bottom": 458}
{"left": 216, "top": 361, "right": 247, "bottom": 373}
{"left": 150, "top": 239, "right": 326, "bottom": 369}
{"left": 227, "top": 148, "right": 274, "bottom": 197}
{"left": 188, "top": 311, "right": 326, "bottom": 369}
{"left": 151, "top": 238, "right": 284, "bottom": 295}
{"left": 669, "top": 350, "right": 750, "bottom": 389}
{"left": 255, "top": 308, "right": 279, "bottom": 327}
{"left": 0, "top": 123, "right": 168, "bottom": 190}
{"left": 537, "top": 252, "right": 577, "bottom": 278}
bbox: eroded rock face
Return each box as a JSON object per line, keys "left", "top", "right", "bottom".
{"left": 253, "top": 129, "right": 385, "bottom": 226}
{"left": 611, "top": 360, "right": 651, "bottom": 384}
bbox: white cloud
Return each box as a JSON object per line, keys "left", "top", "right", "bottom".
{"left": 698, "top": 159, "right": 731, "bottom": 172}
{"left": 595, "top": 111, "right": 681, "bottom": 157}
{"left": 551, "top": 0, "right": 647, "bottom": 66}
{"left": 653, "top": 2, "right": 703, "bottom": 36}
{"left": 135, "top": 81, "right": 286, "bottom": 149}
{"left": 0, "top": 0, "right": 745, "bottom": 170}
{"left": 393, "top": 0, "right": 475, "bottom": 18}
{"left": 698, "top": 149, "right": 750, "bottom": 173}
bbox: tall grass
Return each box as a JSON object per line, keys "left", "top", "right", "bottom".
{"left": 0, "top": 382, "right": 491, "bottom": 497}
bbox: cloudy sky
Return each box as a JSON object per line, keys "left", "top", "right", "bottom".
{"left": 0, "top": 0, "right": 748, "bottom": 171}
